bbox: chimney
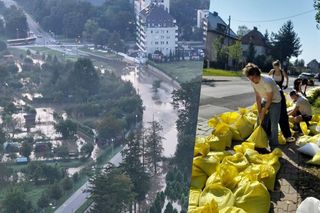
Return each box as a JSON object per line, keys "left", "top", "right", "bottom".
{"left": 253, "top": 26, "right": 257, "bottom": 31}
{"left": 213, "top": 11, "right": 218, "bottom": 16}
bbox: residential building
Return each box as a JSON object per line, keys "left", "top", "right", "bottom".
{"left": 136, "top": 3, "right": 178, "bottom": 58}
{"left": 204, "top": 11, "right": 238, "bottom": 65}
{"left": 134, "top": 0, "right": 170, "bottom": 16}
{"left": 241, "top": 27, "right": 268, "bottom": 58}
{"left": 197, "top": 9, "right": 209, "bottom": 28}
{"left": 307, "top": 59, "right": 319, "bottom": 73}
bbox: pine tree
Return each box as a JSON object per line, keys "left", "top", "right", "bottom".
{"left": 121, "top": 131, "right": 150, "bottom": 211}
{"left": 145, "top": 121, "right": 164, "bottom": 174}
{"left": 88, "top": 164, "right": 135, "bottom": 213}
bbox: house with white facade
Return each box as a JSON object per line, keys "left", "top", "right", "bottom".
{"left": 136, "top": 3, "right": 178, "bottom": 58}
{"left": 241, "top": 27, "right": 268, "bottom": 58}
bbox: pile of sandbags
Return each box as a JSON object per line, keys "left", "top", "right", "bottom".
{"left": 189, "top": 141, "right": 282, "bottom": 212}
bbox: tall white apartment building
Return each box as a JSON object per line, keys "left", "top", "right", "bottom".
{"left": 136, "top": 3, "right": 178, "bottom": 57}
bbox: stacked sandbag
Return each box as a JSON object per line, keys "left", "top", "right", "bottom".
{"left": 188, "top": 143, "right": 282, "bottom": 212}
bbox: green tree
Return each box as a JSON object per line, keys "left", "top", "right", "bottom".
{"left": 0, "top": 40, "right": 7, "bottom": 52}
{"left": 54, "top": 119, "right": 77, "bottom": 139}
{"left": 62, "top": 176, "right": 73, "bottom": 190}
{"left": 88, "top": 164, "right": 135, "bottom": 213}
{"left": 145, "top": 121, "right": 164, "bottom": 174}
{"left": 315, "top": 0, "right": 320, "bottom": 27}
{"left": 228, "top": 40, "right": 242, "bottom": 69}
{"left": 68, "top": 58, "right": 100, "bottom": 97}
{"left": 0, "top": 163, "right": 12, "bottom": 183}
{"left": 121, "top": 131, "right": 150, "bottom": 210}
{"left": 93, "top": 28, "right": 110, "bottom": 47}
{"left": 3, "top": 6, "right": 29, "bottom": 38}
{"left": 213, "top": 36, "right": 228, "bottom": 68}
{"left": 37, "top": 193, "right": 50, "bottom": 209}
{"left": 20, "top": 141, "right": 32, "bottom": 158}
{"left": 81, "top": 143, "right": 94, "bottom": 158}
{"left": 164, "top": 202, "right": 174, "bottom": 213}
{"left": 48, "top": 182, "right": 63, "bottom": 200}
{"left": 247, "top": 42, "right": 256, "bottom": 63}
{"left": 55, "top": 145, "right": 69, "bottom": 159}
{"left": 83, "top": 19, "right": 99, "bottom": 41}
{"left": 108, "top": 32, "right": 125, "bottom": 52}
{"left": 237, "top": 25, "right": 250, "bottom": 37}
{"left": 2, "top": 189, "right": 34, "bottom": 213}
{"left": 97, "top": 114, "right": 124, "bottom": 142}
{"left": 271, "top": 20, "right": 302, "bottom": 62}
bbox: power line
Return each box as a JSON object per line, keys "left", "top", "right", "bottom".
{"left": 233, "top": 9, "right": 316, "bottom": 23}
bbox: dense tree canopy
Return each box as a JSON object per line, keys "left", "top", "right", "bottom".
{"left": 315, "top": 0, "right": 320, "bottom": 27}
{"left": 3, "top": 6, "right": 29, "bottom": 38}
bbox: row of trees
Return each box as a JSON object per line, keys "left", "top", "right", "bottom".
{"left": 88, "top": 120, "right": 164, "bottom": 212}
{"left": 212, "top": 20, "right": 302, "bottom": 71}
{"left": 0, "top": 5, "right": 29, "bottom": 39}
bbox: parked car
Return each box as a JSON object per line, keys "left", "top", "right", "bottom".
{"left": 298, "top": 72, "right": 315, "bottom": 86}
{"left": 315, "top": 73, "right": 320, "bottom": 81}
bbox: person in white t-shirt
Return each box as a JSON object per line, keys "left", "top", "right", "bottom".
{"left": 288, "top": 90, "right": 312, "bottom": 126}
{"left": 243, "top": 63, "right": 281, "bottom": 150}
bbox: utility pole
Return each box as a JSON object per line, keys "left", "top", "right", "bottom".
{"left": 225, "top": 15, "right": 231, "bottom": 70}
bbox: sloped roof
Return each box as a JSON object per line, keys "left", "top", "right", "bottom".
{"left": 140, "top": 4, "right": 175, "bottom": 27}
{"left": 241, "top": 27, "right": 267, "bottom": 46}
{"left": 307, "top": 59, "right": 319, "bottom": 66}
{"left": 207, "top": 11, "right": 238, "bottom": 39}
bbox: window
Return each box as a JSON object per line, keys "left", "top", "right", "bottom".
{"left": 166, "top": 41, "right": 168, "bottom": 44}
{"left": 167, "top": 30, "right": 169, "bottom": 33}
{"left": 155, "top": 42, "right": 159, "bottom": 45}
{"left": 151, "top": 30, "right": 153, "bottom": 33}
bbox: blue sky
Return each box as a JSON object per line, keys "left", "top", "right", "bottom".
{"left": 209, "top": 0, "right": 320, "bottom": 64}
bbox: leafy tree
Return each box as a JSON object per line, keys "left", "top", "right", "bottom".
{"left": 48, "top": 182, "right": 63, "bottom": 200}
{"left": 68, "top": 58, "right": 100, "bottom": 97}
{"left": 121, "top": 131, "right": 150, "bottom": 207}
{"left": 62, "top": 176, "right": 73, "bottom": 190}
{"left": 315, "top": 0, "right": 320, "bottom": 28}
{"left": 93, "top": 28, "right": 110, "bottom": 47}
{"left": 81, "top": 143, "right": 94, "bottom": 157}
{"left": 164, "top": 202, "right": 174, "bottom": 213}
{"left": 54, "top": 119, "right": 77, "bottom": 138}
{"left": 55, "top": 145, "right": 69, "bottom": 159}
{"left": 97, "top": 114, "right": 124, "bottom": 143}
{"left": 2, "top": 189, "right": 34, "bottom": 213}
{"left": 3, "top": 6, "right": 29, "bottom": 38}
{"left": 228, "top": 40, "right": 242, "bottom": 69}
{"left": 0, "top": 40, "right": 7, "bottom": 52}
{"left": 145, "top": 121, "right": 164, "bottom": 174}
{"left": 212, "top": 36, "right": 228, "bottom": 68}
{"left": 0, "top": 163, "right": 13, "bottom": 183}
{"left": 247, "top": 42, "right": 256, "bottom": 63}
{"left": 83, "top": 19, "right": 99, "bottom": 41}
{"left": 37, "top": 193, "right": 50, "bottom": 209}
{"left": 108, "top": 32, "right": 125, "bottom": 52}
{"left": 88, "top": 164, "right": 135, "bottom": 213}
{"left": 237, "top": 25, "right": 250, "bottom": 37}
{"left": 20, "top": 141, "right": 33, "bottom": 158}
{"left": 270, "top": 20, "right": 302, "bottom": 62}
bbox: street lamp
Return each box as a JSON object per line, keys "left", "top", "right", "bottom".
{"left": 16, "top": 28, "right": 19, "bottom": 39}
{"left": 111, "top": 138, "right": 114, "bottom": 155}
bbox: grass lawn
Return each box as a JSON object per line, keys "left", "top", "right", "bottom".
{"left": 8, "top": 47, "right": 27, "bottom": 57}
{"left": 148, "top": 61, "right": 203, "bottom": 83}
{"left": 28, "top": 47, "right": 78, "bottom": 61}
{"left": 203, "top": 68, "right": 242, "bottom": 77}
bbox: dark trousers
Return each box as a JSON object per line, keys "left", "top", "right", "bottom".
{"left": 262, "top": 91, "right": 291, "bottom": 138}
{"left": 279, "top": 90, "right": 291, "bottom": 138}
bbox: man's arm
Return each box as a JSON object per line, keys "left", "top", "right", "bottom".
{"left": 260, "top": 91, "right": 273, "bottom": 122}
{"left": 255, "top": 90, "right": 262, "bottom": 113}
{"left": 288, "top": 105, "right": 299, "bottom": 116}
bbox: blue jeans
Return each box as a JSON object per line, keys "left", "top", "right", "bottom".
{"left": 262, "top": 102, "right": 281, "bottom": 148}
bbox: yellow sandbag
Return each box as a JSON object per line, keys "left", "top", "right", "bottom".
{"left": 234, "top": 180, "right": 270, "bottom": 213}
{"left": 307, "top": 152, "right": 320, "bottom": 165}
{"left": 219, "top": 112, "right": 242, "bottom": 140}
{"left": 246, "top": 125, "right": 268, "bottom": 148}
{"left": 246, "top": 148, "right": 282, "bottom": 166}
{"left": 278, "top": 131, "right": 286, "bottom": 145}
{"left": 206, "top": 172, "right": 220, "bottom": 187}
{"left": 194, "top": 137, "right": 210, "bottom": 156}
{"left": 189, "top": 188, "right": 202, "bottom": 207}
{"left": 199, "top": 184, "right": 235, "bottom": 210}
{"left": 222, "top": 153, "right": 249, "bottom": 172}
{"left": 193, "top": 155, "right": 220, "bottom": 176}
{"left": 297, "top": 135, "right": 312, "bottom": 147}
{"left": 188, "top": 199, "right": 219, "bottom": 213}
{"left": 192, "top": 165, "right": 208, "bottom": 177}
{"left": 309, "top": 124, "right": 320, "bottom": 135}
{"left": 220, "top": 207, "right": 246, "bottom": 213}
{"left": 190, "top": 174, "right": 208, "bottom": 190}
{"left": 234, "top": 142, "right": 255, "bottom": 154}
{"left": 207, "top": 151, "right": 232, "bottom": 162}
{"left": 308, "top": 134, "right": 320, "bottom": 144}
{"left": 217, "top": 164, "right": 240, "bottom": 190}
{"left": 208, "top": 116, "right": 219, "bottom": 128}
{"left": 237, "top": 108, "right": 254, "bottom": 139}
{"left": 245, "top": 112, "right": 257, "bottom": 126}
{"left": 311, "top": 114, "right": 320, "bottom": 122}
{"left": 213, "top": 123, "right": 233, "bottom": 147}
{"left": 300, "top": 122, "right": 310, "bottom": 135}
{"left": 206, "top": 135, "right": 226, "bottom": 151}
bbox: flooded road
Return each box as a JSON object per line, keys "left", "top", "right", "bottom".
{"left": 121, "top": 66, "right": 178, "bottom": 157}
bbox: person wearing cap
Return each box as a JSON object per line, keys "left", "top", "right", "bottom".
{"left": 243, "top": 63, "right": 281, "bottom": 150}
